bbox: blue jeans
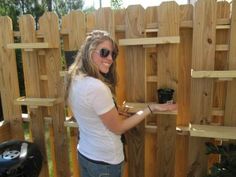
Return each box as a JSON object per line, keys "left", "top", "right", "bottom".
{"left": 78, "top": 152, "right": 124, "bottom": 177}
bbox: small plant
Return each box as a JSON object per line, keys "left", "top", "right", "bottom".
{"left": 205, "top": 142, "right": 236, "bottom": 177}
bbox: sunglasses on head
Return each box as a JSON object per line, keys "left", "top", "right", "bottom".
{"left": 95, "top": 48, "right": 117, "bottom": 61}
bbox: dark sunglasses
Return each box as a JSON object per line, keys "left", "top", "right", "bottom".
{"left": 95, "top": 48, "right": 117, "bottom": 61}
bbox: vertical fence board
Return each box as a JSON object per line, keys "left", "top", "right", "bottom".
{"left": 86, "top": 12, "right": 95, "bottom": 33}
{"left": 114, "top": 9, "right": 129, "bottom": 177}
{"left": 38, "top": 12, "right": 71, "bottom": 177}
{"left": 125, "top": 5, "right": 145, "bottom": 177}
{"left": 0, "top": 17, "right": 24, "bottom": 140}
{"left": 208, "top": 1, "right": 230, "bottom": 169}
{"left": 188, "top": 0, "right": 217, "bottom": 177}
{"left": 0, "top": 122, "right": 11, "bottom": 142}
{"left": 95, "top": 7, "right": 115, "bottom": 38}
{"left": 176, "top": 4, "right": 193, "bottom": 177}
{"left": 19, "top": 14, "right": 50, "bottom": 177}
{"left": 157, "top": 2, "right": 179, "bottom": 177}
{"left": 224, "top": 0, "right": 236, "bottom": 127}
{"left": 114, "top": 9, "right": 126, "bottom": 106}
{"left": 212, "top": 0, "right": 230, "bottom": 125}
{"left": 144, "top": 6, "right": 158, "bottom": 177}
{"left": 61, "top": 10, "right": 86, "bottom": 177}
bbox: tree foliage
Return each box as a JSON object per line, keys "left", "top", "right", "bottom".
{"left": 110, "top": 0, "right": 123, "bottom": 9}
{"left": 0, "top": 0, "right": 84, "bottom": 29}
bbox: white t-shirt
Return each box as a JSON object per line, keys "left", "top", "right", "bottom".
{"left": 68, "top": 75, "right": 124, "bottom": 164}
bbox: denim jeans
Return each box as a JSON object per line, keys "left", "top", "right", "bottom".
{"left": 78, "top": 152, "right": 124, "bottom": 177}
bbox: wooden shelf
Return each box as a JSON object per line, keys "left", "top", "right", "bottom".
{"left": 146, "top": 75, "right": 157, "bottom": 82}
{"left": 125, "top": 102, "right": 177, "bottom": 115}
{"left": 185, "top": 124, "right": 236, "bottom": 140}
{"left": 119, "top": 36, "right": 180, "bottom": 46}
{"left": 14, "top": 97, "right": 62, "bottom": 107}
{"left": 191, "top": 69, "right": 236, "bottom": 79}
{"left": 7, "top": 42, "right": 56, "bottom": 50}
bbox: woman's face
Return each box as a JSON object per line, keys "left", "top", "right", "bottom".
{"left": 91, "top": 40, "right": 115, "bottom": 74}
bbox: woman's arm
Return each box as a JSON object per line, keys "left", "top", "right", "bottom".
{"left": 100, "top": 103, "right": 177, "bottom": 135}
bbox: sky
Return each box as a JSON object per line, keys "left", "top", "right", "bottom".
{"left": 83, "top": 0, "right": 189, "bottom": 9}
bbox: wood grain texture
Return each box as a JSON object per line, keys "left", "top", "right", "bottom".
{"left": 176, "top": 4, "right": 193, "bottom": 177}
{"left": 212, "top": 1, "right": 230, "bottom": 125}
{"left": 95, "top": 7, "right": 115, "bottom": 38}
{"left": 224, "top": 0, "right": 236, "bottom": 126}
{"left": 61, "top": 10, "right": 87, "bottom": 177}
{"left": 0, "top": 121, "right": 11, "bottom": 143}
{"left": 125, "top": 5, "right": 145, "bottom": 177}
{"left": 188, "top": 0, "right": 217, "bottom": 177}
{"left": 144, "top": 6, "right": 158, "bottom": 177}
{"left": 61, "top": 10, "right": 86, "bottom": 51}
{"left": 0, "top": 16, "right": 24, "bottom": 140}
{"left": 114, "top": 9, "right": 126, "bottom": 105}
{"left": 39, "top": 12, "right": 71, "bottom": 177}
{"left": 157, "top": 2, "right": 179, "bottom": 177}
{"left": 19, "top": 14, "right": 49, "bottom": 177}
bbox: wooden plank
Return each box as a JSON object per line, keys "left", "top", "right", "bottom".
{"left": 144, "top": 6, "right": 159, "bottom": 177}
{"left": 95, "top": 7, "right": 115, "bottom": 38}
{"left": 175, "top": 4, "right": 193, "bottom": 177}
{"left": 38, "top": 12, "right": 71, "bottom": 177}
{"left": 191, "top": 70, "right": 236, "bottom": 78}
{"left": 0, "top": 16, "right": 24, "bottom": 140}
{"left": 189, "top": 124, "right": 236, "bottom": 140}
{"left": 125, "top": 5, "right": 145, "bottom": 177}
{"left": 14, "top": 97, "right": 61, "bottom": 107}
{"left": 61, "top": 10, "right": 86, "bottom": 51}
{"left": 114, "top": 10, "right": 128, "bottom": 176}
{"left": 19, "top": 14, "right": 50, "bottom": 177}
{"left": 157, "top": 2, "right": 179, "bottom": 177}
{"left": 215, "top": 44, "right": 229, "bottom": 51}
{"left": 224, "top": 0, "right": 236, "bottom": 127}
{"left": 188, "top": 1, "right": 217, "bottom": 177}
{"left": 114, "top": 9, "right": 126, "bottom": 106}
{"left": 61, "top": 10, "right": 86, "bottom": 177}
{"left": 86, "top": 12, "right": 95, "bottom": 33}
{"left": 119, "top": 36, "right": 180, "bottom": 46}
{"left": 7, "top": 42, "right": 51, "bottom": 49}
{"left": 0, "top": 121, "right": 11, "bottom": 143}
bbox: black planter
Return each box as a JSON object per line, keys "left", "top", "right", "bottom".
{"left": 157, "top": 88, "right": 174, "bottom": 103}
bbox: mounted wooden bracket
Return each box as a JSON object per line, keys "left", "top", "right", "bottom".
{"left": 191, "top": 69, "right": 236, "bottom": 79}
{"left": 188, "top": 124, "right": 236, "bottom": 140}
{"left": 119, "top": 36, "right": 180, "bottom": 46}
{"left": 7, "top": 42, "right": 57, "bottom": 51}
{"left": 125, "top": 102, "right": 178, "bottom": 115}
{"left": 14, "top": 96, "right": 63, "bottom": 108}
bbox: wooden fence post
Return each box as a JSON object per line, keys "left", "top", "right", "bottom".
{"left": 176, "top": 4, "right": 193, "bottom": 177}
{"left": 0, "top": 16, "right": 24, "bottom": 140}
{"left": 18, "top": 14, "right": 50, "bottom": 177}
{"left": 38, "top": 12, "right": 71, "bottom": 177}
{"left": 188, "top": 0, "right": 217, "bottom": 176}
{"left": 125, "top": 5, "right": 146, "bottom": 177}
{"left": 61, "top": 10, "right": 86, "bottom": 177}
{"left": 156, "top": 2, "right": 179, "bottom": 177}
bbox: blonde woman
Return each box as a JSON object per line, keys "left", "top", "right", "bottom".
{"left": 65, "top": 30, "right": 176, "bottom": 177}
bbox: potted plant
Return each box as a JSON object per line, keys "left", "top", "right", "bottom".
{"left": 205, "top": 142, "right": 236, "bottom": 177}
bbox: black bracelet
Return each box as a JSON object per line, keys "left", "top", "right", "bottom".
{"left": 147, "top": 105, "right": 153, "bottom": 114}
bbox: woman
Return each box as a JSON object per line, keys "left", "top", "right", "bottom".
{"left": 65, "top": 30, "right": 176, "bottom": 177}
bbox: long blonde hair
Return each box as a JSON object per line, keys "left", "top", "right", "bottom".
{"left": 65, "top": 30, "right": 118, "bottom": 101}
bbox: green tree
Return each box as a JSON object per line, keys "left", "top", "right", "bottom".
{"left": 111, "top": 0, "right": 123, "bottom": 9}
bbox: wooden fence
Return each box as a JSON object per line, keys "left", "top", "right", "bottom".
{"left": 0, "top": 0, "right": 236, "bottom": 177}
